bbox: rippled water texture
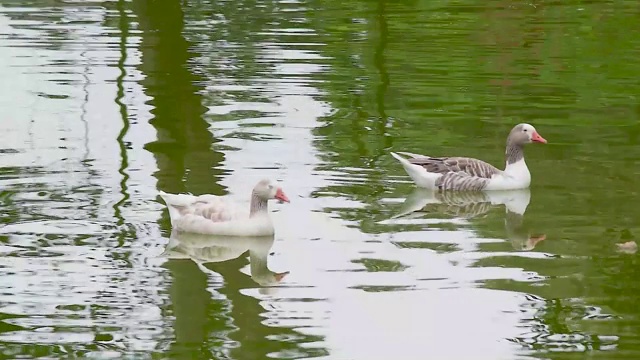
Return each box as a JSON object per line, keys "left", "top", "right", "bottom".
{"left": 1, "top": 1, "right": 640, "bottom": 359}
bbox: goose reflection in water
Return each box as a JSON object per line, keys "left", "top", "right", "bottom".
{"left": 162, "top": 230, "right": 289, "bottom": 287}
{"left": 392, "top": 188, "right": 546, "bottom": 251}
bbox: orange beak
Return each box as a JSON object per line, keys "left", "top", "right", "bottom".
{"left": 275, "top": 188, "right": 290, "bottom": 203}
{"left": 531, "top": 131, "right": 547, "bottom": 144}
{"left": 529, "top": 234, "right": 546, "bottom": 245}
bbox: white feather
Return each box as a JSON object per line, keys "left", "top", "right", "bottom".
{"left": 158, "top": 180, "right": 284, "bottom": 237}
{"left": 390, "top": 152, "right": 442, "bottom": 189}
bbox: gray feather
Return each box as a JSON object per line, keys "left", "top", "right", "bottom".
{"left": 435, "top": 171, "right": 491, "bottom": 191}
{"left": 407, "top": 156, "right": 501, "bottom": 179}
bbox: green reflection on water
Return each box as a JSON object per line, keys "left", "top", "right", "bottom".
{"left": 0, "top": 0, "right": 639, "bottom": 358}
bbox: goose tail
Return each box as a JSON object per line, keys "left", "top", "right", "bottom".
{"left": 390, "top": 152, "right": 440, "bottom": 189}
{"left": 158, "top": 191, "right": 196, "bottom": 224}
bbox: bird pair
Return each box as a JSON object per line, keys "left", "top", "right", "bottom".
{"left": 159, "top": 123, "right": 546, "bottom": 237}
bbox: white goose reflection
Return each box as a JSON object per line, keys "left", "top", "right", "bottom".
{"left": 162, "top": 230, "right": 289, "bottom": 286}
{"left": 393, "top": 188, "right": 545, "bottom": 251}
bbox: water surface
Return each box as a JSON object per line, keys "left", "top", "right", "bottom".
{"left": 1, "top": 0, "right": 640, "bottom": 359}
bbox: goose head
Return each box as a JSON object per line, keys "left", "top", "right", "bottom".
{"left": 253, "top": 179, "right": 290, "bottom": 203}
{"left": 508, "top": 123, "right": 547, "bottom": 146}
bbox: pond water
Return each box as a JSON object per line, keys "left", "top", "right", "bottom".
{"left": 1, "top": 0, "right": 639, "bottom": 359}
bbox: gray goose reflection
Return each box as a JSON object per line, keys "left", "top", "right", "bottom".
{"left": 393, "top": 188, "right": 545, "bottom": 251}
{"left": 162, "top": 230, "right": 289, "bottom": 286}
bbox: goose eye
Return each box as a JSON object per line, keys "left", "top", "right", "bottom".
{"left": 268, "top": 185, "right": 273, "bottom": 189}
{"left": 523, "top": 129, "right": 528, "bottom": 132}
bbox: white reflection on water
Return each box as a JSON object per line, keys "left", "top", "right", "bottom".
{"left": 0, "top": 1, "right": 620, "bottom": 359}
{"left": 199, "top": 13, "right": 541, "bottom": 360}
{"left": 0, "top": 4, "right": 168, "bottom": 354}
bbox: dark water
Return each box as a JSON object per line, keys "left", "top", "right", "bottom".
{"left": 1, "top": 0, "right": 639, "bottom": 359}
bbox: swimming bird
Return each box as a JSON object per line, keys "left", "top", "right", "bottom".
{"left": 390, "top": 123, "right": 547, "bottom": 191}
{"left": 159, "top": 179, "right": 290, "bottom": 236}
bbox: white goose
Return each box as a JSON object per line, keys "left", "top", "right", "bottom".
{"left": 159, "top": 179, "right": 290, "bottom": 237}
{"left": 390, "top": 123, "right": 547, "bottom": 191}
